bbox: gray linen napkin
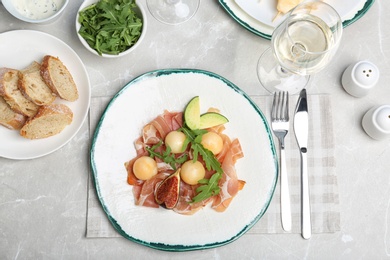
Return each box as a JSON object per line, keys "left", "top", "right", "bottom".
{"left": 87, "top": 96, "right": 121, "bottom": 237}
{"left": 86, "top": 94, "right": 340, "bottom": 237}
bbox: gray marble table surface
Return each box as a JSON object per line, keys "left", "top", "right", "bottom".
{"left": 1, "top": 0, "right": 390, "bottom": 259}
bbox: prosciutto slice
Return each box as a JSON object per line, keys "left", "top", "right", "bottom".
{"left": 125, "top": 109, "right": 245, "bottom": 214}
{"left": 212, "top": 139, "right": 245, "bottom": 212}
{"left": 133, "top": 172, "right": 170, "bottom": 208}
{"left": 145, "top": 110, "right": 183, "bottom": 142}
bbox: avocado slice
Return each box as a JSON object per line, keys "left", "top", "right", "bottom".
{"left": 184, "top": 96, "right": 200, "bottom": 130}
{"left": 199, "top": 112, "right": 229, "bottom": 129}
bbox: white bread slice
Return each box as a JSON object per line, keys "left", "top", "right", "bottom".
{"left": 20, "top": 104, "right": 73, "bottom": 139}
{"left": 0, "top": 68, "right": 39, "bottom": 117}
{"left": 40, "top": 55, "right": 79, "bottom": 102}
{"left": 18, "top": 61, "right": 56, "bottom": 105}
{"left": 0, "top": 96, "right": 26, "bottom": 130}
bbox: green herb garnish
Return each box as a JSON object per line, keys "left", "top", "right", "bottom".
{"left": 146, "top": 141, "right": 188, "bottom": 170}
{"left": 179, "top": 126, "right": 223, "bottom": 203}
{"left": 78, "top": 0, "right": 142, "bottom": 55}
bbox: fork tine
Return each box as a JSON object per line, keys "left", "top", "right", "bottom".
{"left": 282, "top": 91, "right": 289, "bottom": 121}
{"left": 272, "top": 91, "right": 290, "bottom": 121}
{"left": 273, "top": 91, "right": 283, "bottom": 121}
{"left": 271, "top": 92, "right": 278, "bottom": 120}
{"left": 279, "top": 92, "right": 283, "bottom": 121}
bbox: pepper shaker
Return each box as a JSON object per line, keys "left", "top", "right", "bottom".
{"left": 362, "top": 105, "right": 390, "bottom": 140}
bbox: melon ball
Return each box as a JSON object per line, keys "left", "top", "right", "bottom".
{"left": 133, "top": 156, "right": 158, "bottom": 180}
{"left": 165, "top": 130, "right": 187, "bottom": 153}
{"left": 180, "top": 160, "right": 206, "bottom": 185}
{"left": 201, "top": 132, "right": 223, "bottom": 155}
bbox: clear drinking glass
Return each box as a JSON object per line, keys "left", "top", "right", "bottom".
{"left": 257, "top": 1, "right": 343, "bottom": 94}
{"left": 146, "top": 0, "right": 200, "bottom": 25}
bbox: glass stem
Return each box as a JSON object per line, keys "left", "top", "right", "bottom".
{"left": 277, "top": 66, "right": 292, "bottom": 78}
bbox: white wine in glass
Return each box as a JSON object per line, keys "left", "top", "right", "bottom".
{"left": 147, "top": 0, "right": 200, "bottom": 25}
{"left": 257, "top": 1, "right": 343, "bottom": 94}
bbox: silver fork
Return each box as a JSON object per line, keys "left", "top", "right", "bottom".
{"left": 271, "top": 91, "right": 291, "bottom": 232}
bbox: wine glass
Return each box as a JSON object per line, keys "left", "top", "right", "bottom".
{"left": 146, "top": 0, "right": 200, "bottom": 25}
{"left": 257, "top": 1, "right": 343, "bottom": 94}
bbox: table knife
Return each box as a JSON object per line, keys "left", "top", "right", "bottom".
{"left": 293, "top": 89, "right": 311, "bottom": 239}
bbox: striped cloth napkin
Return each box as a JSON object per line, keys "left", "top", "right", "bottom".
{"left": 247, "top": 94, "right": 340, "bottom": 234}
{"left": 86, "top": 94, "right": 340, "bottom": 237}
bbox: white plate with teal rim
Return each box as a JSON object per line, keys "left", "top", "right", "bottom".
{"left": 0, "top": 30, "right": 91, "bottom": 160}
{"left": 90, "top": 69, "right": 278, "bottom": 251}
{"left": 219, "top": 0, "right": 375, "bottom": 40}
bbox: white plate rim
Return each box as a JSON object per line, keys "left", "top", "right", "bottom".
{"left": 90, "top": 68, "right": 279, "bottom": 251}
{"left": 219, "top": 0, "right": 375, "bottom": 40}
{"left": 0, "top": 30, "right": 91, "bottom": 160}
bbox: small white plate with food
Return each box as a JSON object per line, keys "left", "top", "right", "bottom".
{"left": 90, "top": 69, "right": 278, "bottom": 251}
{"left": 219, "top": 0, "right": 375, "bottom": 39}
{"left": 0, "top": 30, "right": 91, "bottom": 160}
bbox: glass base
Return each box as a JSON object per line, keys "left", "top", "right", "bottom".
{"left": 257, "top": 48, "right": 310, "bottom": 94}
{"left": 146, "top": 0, "right": 200, "bottom": 25}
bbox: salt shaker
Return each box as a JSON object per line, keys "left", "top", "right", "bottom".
{"left": 362, "top": 105, "right": 390, "bottom": 140}
{"left": 342, "top": 61, "right": 379, "bottom": 97}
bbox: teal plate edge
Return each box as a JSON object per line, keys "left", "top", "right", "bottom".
{"left": 90, "top": 68, "right": 279, "bottom": 251}
{"left": 219, "top": 0, "right": 375, "bottom": 40}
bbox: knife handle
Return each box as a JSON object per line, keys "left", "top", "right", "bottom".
{"left": 280, "top": 148, "right": 292, "bottom": 232}
{"left": 301, "top": 149, "right": 311, "bottom": 239}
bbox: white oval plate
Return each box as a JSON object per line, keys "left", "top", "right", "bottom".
{"left": 220, "top": 0, "right": 375, "bottom": 40}
{"left": 0, "top": 30, "right": 91, "bottom": 160}
{"left": 90, "top": 69, "right": 278, "bottom": 251}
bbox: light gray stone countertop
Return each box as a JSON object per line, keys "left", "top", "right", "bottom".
{"left": 1, "top": 0, "right": 390, "bottom": 259}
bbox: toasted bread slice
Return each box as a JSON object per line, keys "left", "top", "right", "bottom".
{"left": 0, "top": 68, "right": 39, "bottom": 117}
{"left": 18, "top": 61, "right": 56, "bottom": 105}
{"left": 40, "top": 55, "right": 79, "bottom": 102}
{"left": 20, "top": 104, "right": 73, "bottom": 139}
{"left": 0, "top": 96, "right": 26, "bottom": 130}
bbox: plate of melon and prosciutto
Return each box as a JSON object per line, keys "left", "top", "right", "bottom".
{"left": 219, "top": 0, "right": 375, "bottom": 39}
{"left": 90, "top": 69, "right": 278, "bottom": 251}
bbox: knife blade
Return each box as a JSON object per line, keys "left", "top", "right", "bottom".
{"left": 293, "top": 89, "right": 311, "bottom": 239}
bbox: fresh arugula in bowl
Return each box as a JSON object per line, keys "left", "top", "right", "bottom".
{"left": 78, "top": 0, "right": 143, "bottom": 56}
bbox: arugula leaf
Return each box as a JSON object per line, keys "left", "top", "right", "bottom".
{"left": 145, "top": 141, "right": 188, "bottom": 170}
{"left": 144, "top": 125, "right": 224, "bottom": 204}
{"left": 78, "top": 0, "right": 142, "bottom": 55}
{"left": 179, "top": 126, "right": 223, "bottom": 203}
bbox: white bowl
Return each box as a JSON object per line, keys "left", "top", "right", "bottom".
{"left": 75, "top": 0, "right": 146, "bottom": 58}
{"left": 2, "top": 0, "right": 69, "bottom": 24}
